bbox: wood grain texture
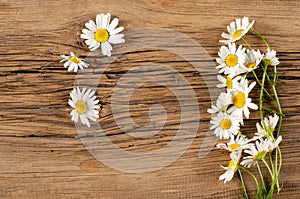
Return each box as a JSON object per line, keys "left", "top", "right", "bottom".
{"left": 1, "top": 0, "right": 300, "bottom": 198}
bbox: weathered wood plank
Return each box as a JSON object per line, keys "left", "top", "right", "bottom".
{"left": 0, "top": 0, "right": 300, "bottom": 198}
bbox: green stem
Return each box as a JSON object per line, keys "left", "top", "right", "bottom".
{"left": 262, "top": 158, "right": 274, "bottom": 179}
{"left": 259, "top": 63, "right": 268, "bottom": 127}
{"left": 239, "top": 166, "right": 260, "bottom": 191}
{"left": 238, "top": 169, "right": 249, "bottom": 199}
{"left": 262, "top": 107, "right": 283, "bottom": 116}
{"left": 256, "top": 162, "right": 266, "bottom": 191}
{"left": 252, "top": 70, "right": 274, "bottom": 100}
{"left": 241, "top": 37, "right": 252, "bottom": 50}
{"left": 276, "top": 147, "right": 282, "bottom": 192}
{"left": 251, "top": 27, "right": 270, "bottom": 50}
{"left": 269, "top": 153, "right": 275, "bottom": 174}
{"left": 271, "top": 84, "right": 283, "bottom": 138}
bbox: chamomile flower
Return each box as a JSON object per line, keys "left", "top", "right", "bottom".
{"left": 217, "top": 134, "right": 253, "bottom": 154}
{"left": 219, "top": 153, "right": 240, "bottom": 183}
{"left": 228, "top": 78, "right": 258, "bottom": 123}
{"left": 68, "top": 87, "right": 100, "bottom": 127}
{"left": 208, "top": 92, "right": 232, "bottom": 114}
{"left": 241, "top": 49, "right": 263, "bottom": 72}
{"left": 241, "top": 136, "right": 281, "bottom": 168}
{"left": 81, "top": 13, "right": 125, "bottom": 57}
{"left": 217, "top": 75, "right": 241, "bottom": 90}
{"left": 268, "top": 135, "right": 282, "bottom": 151}
{"left": 255, "top": 114, "right": 279, "bottom": 138}
{"left": 265, "top": 49, "right": 280, "bottom": 66}
{"left": 210, "top": 112, "right": 240, "bottom": 139}
{"left": 60, "top": 52, "right": 89, "bottom": 72}
{"left": 216, "top": 43, "right": 246, "bottom": 76}
{"left": 220, "top": 16, "right": 255, "bottom": 44}
{"left": 240, "top": 139, "right": 269, "bottom": 168}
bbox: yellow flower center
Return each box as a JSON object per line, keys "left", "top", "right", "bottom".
{"left": 232, "top": 29, "right": 243, "bottom": 40}
{"left": 233, "top": 92, "right": 246, "bottom": 108}
{"left": 75, "top": 100, "right": 87, "bottom": 114}
{"left": 246, "top": 62, "right": 257, "bottom": 69}
{"left": 254, "top": 150, "right": 266, "bottom": 160}
{"left": 228, "top": 160, "right": 236, "bottom": 170}
{"left": 94, "top": 29, "right": 109, "bottom": 42}
{"left": 226, "top": 76, "right": 233, "bottom": 89}
{"left": 229, "top": 143, "right": 241, "bottom": 150}
{"left": 225, "top": 54, "right": 238, "bottom": 67}
{"left": 70, "top": 56, "right": 81, "bottom": 64}
{"left": 220, "top": 118, "right": 232, "bottom": 130}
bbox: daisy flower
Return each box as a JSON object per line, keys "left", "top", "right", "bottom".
{"left": 228, "top": 78, "right": 258, "bottom": 123}
{"left": 217, "top": 134, "right": 253, "bottom": 154}
{"left": 220, "top": 16, "right": 255, "bottom": 44}
{"left": 268, "top": 135, "right": 282, "bottom": 151}
{"left": 60, "top": 52, "right": 89, "bottom": 72}
{"left": 68, "top": 87, "right": 100, "bottom": 127}
{"left": 255, "top": 114, "right": 279, "bottom": 138}
{"left": 208, "top": 92, "right": 232, "bottom": 114}
{"left": 210, "top": 112, "right": 240, "bottom": 139}
{"left": 217, "top": 75, "right": 241, "bottom": 91}
{"left": 216, "top": 43, "right": 246, "bottom": 76}
{"left": 240, "top": 139, "right": 269, "bottom": 168}
{"left": 241, "top": 49, "right": 263, "bottom": 72}
{"left": 265, "top": 49, "right": 280, "bottom": 66}
{"left": 219, "top": 153, "right": 240, "bottom": 183}
{"left": 80, "top": 13, "right": 125, "bottom": 57}
{"left": 241, "top": 136, "right": 282, "bottom": 168}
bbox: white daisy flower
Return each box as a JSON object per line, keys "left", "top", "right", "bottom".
{"left": 208, "top": 92, "right": 232, "bottom": 114}
{"left": 217, "top": 75, "right": 241, "bottom": 90}
{"left": 219, "top": 153, "right": 240, "bottom": 183}
{"left": 241, "top": 136, "right": 282, "bottom": 168}
{"left": 220, "top": 16, "right": 255, "bottom": 44}
{"left": 228, "top": 78, "right": 258, "bottom": 123}
{"left": 216, "top": 43, "right": 246, "bottom": 76}
{"left": 68, "top": 87, "right": 100, "bottom": 127}
{"left": 217, "top": 134, "right": 253, "bottom": 154}
{"left": 268, "top": 135, "right": 282, "bottom": 151}
{"left": 241, "top": 49, "right": 263, "bottom": 72}
{"left": 240, "top": 139, "right": 269, "bottom": 168}
{"left": 210, "top": 112, "right": 240, "bottom": 139}
{"left": 80, "top": 13, "right": 125, "bottom": 57}
{"left": 60, "top": 52, "right": 89, "bottom": 73}
{"left": 255, "top": 114, "right": 279, "bottom": 138}
{"left": 265, "top": 49, "right": 280, "bottom": 66}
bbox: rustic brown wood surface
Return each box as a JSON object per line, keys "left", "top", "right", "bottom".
{"left": 1, "top": 0, "right": 300, "bottom": 198}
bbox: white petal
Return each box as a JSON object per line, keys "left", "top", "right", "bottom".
{"left": 96, "top": 14, "right": 103, "bottom": 29}
{"left": 108, "top": 18, "right": 119, "bottom": 32}
{"left": 85, "top": 20, "right": 97, "bottom": 32}
{"left": 110, "top": 26, "right": 124, "bottom": 35}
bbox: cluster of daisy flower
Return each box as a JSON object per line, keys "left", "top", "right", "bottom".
{"left": 209, "top": 17, "right": 283, "bottom": 198}
{"left": 59, "top": 13, "right": 125, "bottom": 127}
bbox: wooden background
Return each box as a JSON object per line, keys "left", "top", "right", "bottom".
{"left": 1, "top": 0, "right": 300, "bottom": 198}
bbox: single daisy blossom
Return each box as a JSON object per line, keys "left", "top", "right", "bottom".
{"left": 228, "top": 78, "right": 258, "bottom": 123}
{"left": 219, "top": 153, "right": 240, "bottom": 183}
{"left": 68, "top": 87, "right": 100, "bottom": 127}
{"left": 265, "top": 49, "right": 280, "bottom": 66}
{"left": 241, "top": 136, "right": 281, "bottom": 168}
{"left": 220, "top": 16, "right": 255, "bottom": 44}
{"left": 217, "top": 75, "right": 241, "bottom": 91}
{"left": 216, "top": 43, "right": 246, "bottom": 76}
{"left": 255, "top": 114, "right": 279, "bottom": 138}
{"left": 60, "top": 52, "right": 89, "bottom": 72}
{"left": 81, "top": 13, "right": 125, "bottom": 56}
{"left": 210, "top": 112, "right": 240, "bottom": 139}
{"left": 241, "top": 49, "right": 263, "bottom": 72}
{"left": 208, "top": 92, "right": 232, "bottom": 114}
{"left": 217, "top": 134, "right": 253, "bottom": 154}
